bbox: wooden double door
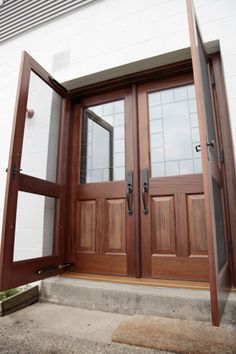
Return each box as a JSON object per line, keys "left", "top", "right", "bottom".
{"left": 72, "top": 75, "right": 209, "bottom": 281}
{"left": 0, "top": 2, "right": 229, "bottom": 325}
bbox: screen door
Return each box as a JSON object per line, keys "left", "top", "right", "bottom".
{"left": 0, "top": 52, "right": 70, "bottom": 291}
{"left": 187, "top": 0, "right": 229, "bottom": 326}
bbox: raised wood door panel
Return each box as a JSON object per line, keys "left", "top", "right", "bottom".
{"left": 187, "top": 194, "right": 208, "bottom": 255}
{"left": 72, "top": 89, "right": 136, "bottom": 276}
{"left": 77, "top": 200, "right": 96, "bottom": 252}
{"left": 149, "top": 184, "right": 209, "bottom": 280}
{"left": 104, "top": 198, "right": 126, "bottom": 254}
{"left": 76, "top": 183, "right": 127, "bottom": 275}
{"left": 138, "top": 77, "right": 209, "bottom": 281}
{"left": 187, "top": 0, "right": 229, "bottom": 325}
{"left": 151, "top": 196, "right": 176, "bottom": 255}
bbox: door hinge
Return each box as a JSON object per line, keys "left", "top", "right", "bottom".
{"left": 6, "top": 164, "right": 22, "bottom": 180}
{"left": 220, "top": 150, "right": 225, "bottom": 163}
{"left": 35, "top": 262, "right": 73, "bottom": 275}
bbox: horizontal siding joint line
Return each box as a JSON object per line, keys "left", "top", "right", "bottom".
{"left": 0, "top": 0, "right": 96, "bottom": 43}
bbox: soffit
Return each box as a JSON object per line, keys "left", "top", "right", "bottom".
{"left": 63, "top": 40, "right": 220, "bottom": 92}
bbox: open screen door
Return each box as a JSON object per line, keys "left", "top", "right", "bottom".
{"left": 187, "top": 0, "right": 229, "bottom": 325}
{"left": 0, "top": 51, "right": 70, "bottom": 291}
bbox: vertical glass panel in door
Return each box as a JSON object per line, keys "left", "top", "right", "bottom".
{"left": 212, "top": 178, "right": 226, "bottom": 271}
{"left": 198, "top": 31, "right": 218, "bottom": 162}
{"left": 20, "top": 71, "right": 62, "bottom": 182}
{"left": 148, "top": 84, "right": 202, "bottom": 177}
{"left": 80, "top": 100, "right": 125, "bottom": 183}
{"left": 13, "top": 192, "right": 56, "bottom": 261}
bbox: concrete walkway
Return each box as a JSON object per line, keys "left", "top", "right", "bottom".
{"left": 0, "top": 302, "right": 173, "bottom": 354}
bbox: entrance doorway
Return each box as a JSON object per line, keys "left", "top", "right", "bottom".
{"left": 0, "top": 49, "right": 231, "bottom": 326}
{"left": 0, "top": 3, "right": 231, "bottom": 326}
{"left": 73, "top": 75, "right": 209, "bottom": 281}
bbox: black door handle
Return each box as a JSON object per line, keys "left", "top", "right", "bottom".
{"left": 126, "top": 170, "right": 133, "bottom": 215}
{"left": 141, "top": 169, "right": 149, "bottom": 215}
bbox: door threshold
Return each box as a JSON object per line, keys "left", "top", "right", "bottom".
{"left": 61, "top": 272, "right": 210, "bottom": 290}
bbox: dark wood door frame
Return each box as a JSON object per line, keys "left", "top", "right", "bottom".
{"left": 1, "top": 50, "right": 235, "bottom": 296}
{"left": 69, "top": 56, "right": 236, "bottom": 286}
{"left": 65, "top": 55, "right": 236, "bottom": 287}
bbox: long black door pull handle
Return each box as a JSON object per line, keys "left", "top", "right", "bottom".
{"left": 126, "top": 170, "right": 133, "bottom": 215}
{"left": 141, "top": 169, "right": 149, "bottom": 215}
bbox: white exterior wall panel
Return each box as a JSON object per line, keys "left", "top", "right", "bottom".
{"left": 0, "top": 0, "right": 236, "bottom": 249}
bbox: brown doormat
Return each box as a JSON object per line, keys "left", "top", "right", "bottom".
{"left": 112, "top": 316, "right": 236, "bottom": 354}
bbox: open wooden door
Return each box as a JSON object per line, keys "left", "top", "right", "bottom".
{"left": 187, "top": 0, "right": 230, "bottom": 325}
{"left": 0, "top": 51, "right": 70, "bottom": 291}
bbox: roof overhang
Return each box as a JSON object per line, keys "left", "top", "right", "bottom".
{"left": 63, "top": 40, "right": 220, "bottom": 91}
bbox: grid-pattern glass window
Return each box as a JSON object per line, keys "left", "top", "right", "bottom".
{"left": 148, "top": 84, "right": 202, "bottom": 177}
{"left": 80, "top": 100, "right": 125, "bottom": 183}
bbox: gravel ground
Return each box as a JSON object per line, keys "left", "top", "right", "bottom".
{"left": 0, "top": 303, "right": 173, "bottom": 354}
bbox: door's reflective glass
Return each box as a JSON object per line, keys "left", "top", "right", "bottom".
{"left": 198, "top": 35, "right": 218, "bottom": 162}
{"left": 148, "top": 84, "right": 202, "bottom": 177}
{"left": 20, "top": 71, "right": 61, "bottom": 182}
{"left": 212, "top": 178, "right": 226, "bottom": 271}
{"left": 13, "top": 192, "right": 56, "bottom": 261}
{"left": 80, "top": 100, "right": 125, "bottom": 183}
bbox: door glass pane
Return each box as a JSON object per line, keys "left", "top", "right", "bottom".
{"left": 80, "top": 100, "right": 125, "bottom": 183}
{"left": 148, "top": 84, "right": 202, "bottom": 177}
{"left": 212, "top": 178, "right": 226, "bottom": 271}
{"left": 20, "top": 71, "right": 62, "bottom": 182}
{"left": 198, "top": 29, "right": 218, "bottom": 162}
{"left": 13, "top": 192, "right": 56, "bottom": 261}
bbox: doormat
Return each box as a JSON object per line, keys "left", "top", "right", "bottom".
{"left": 112, "top": 316, "right": 236, "bottom": 354}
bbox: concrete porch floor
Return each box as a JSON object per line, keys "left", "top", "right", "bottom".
{"left": 0, "top": 300, "right": 235, "bottom": 354}
{"left": 1, "top": 275, "right": 235, "bottom": 353}
{"left": 0, "top": 302, "right": 172, "bottom": 354}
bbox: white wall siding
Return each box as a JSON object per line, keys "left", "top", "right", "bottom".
{"left": 0, "top": 0, "right": 96, "bottom": 43}
{"left": 0, "top": 0, "right": 236, "bottom": 239}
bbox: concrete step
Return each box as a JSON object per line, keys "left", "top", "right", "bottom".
{"left": 40, "top": 276, "right": 236, "bottom": 325}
